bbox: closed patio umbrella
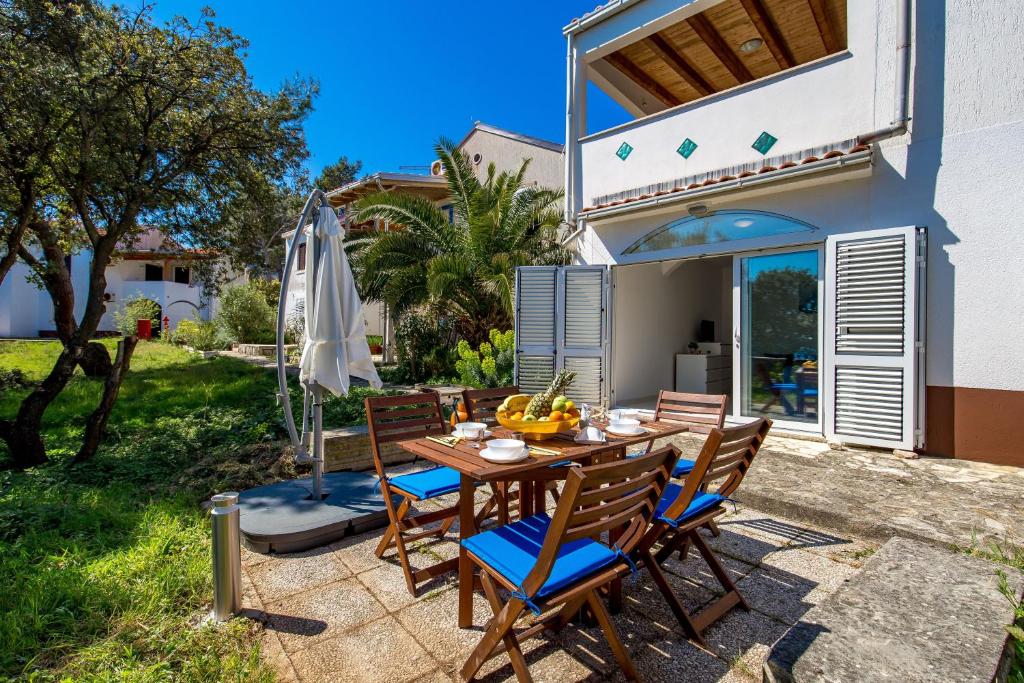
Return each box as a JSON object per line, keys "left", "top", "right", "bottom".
{"left": 278, "top": 190, "right": 381, "bottom": 500}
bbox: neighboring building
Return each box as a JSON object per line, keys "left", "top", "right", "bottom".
{"left": 0, "top": 228, "right": 235, "bottom": 337}
{"left": 511, "top": 0, "right": 1024, "bottom": 466}
{"left": 283, "top": 123, "right": 564, "bottom": 358}
{"left": 457, "top": 122, "right": 564, "bottom": 190}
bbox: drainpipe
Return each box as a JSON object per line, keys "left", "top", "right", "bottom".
{"left": 564, "top": 31, "right": 575, "bottom": 225}
{"left": 858, "top": 0, "right": 912, "bottom": 144}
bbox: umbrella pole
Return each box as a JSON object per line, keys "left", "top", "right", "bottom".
{"left": 312, "top": 383, "right": 324, "bottom": 500}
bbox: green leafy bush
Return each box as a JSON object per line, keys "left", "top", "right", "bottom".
{"left": 455, "top": 329, "right": 514, "bottom": 388}
{"left": 0, "top": 368, "right": 31, "bottom": 391}
{"left": 113, "top": 296, "right": 161, "bottom": 336}
{"left": 216, "top": 282, "right": 275, "bottom": 344}
{"left": 366, "top": 334, "right": 383, "bottom": 348}
{"left": 247, "top": 278, "right": 281, "bottom": 310}
{"left": 394, "top": 311, "right": 456, "bottom": 384}
{"left": 173, "top": 318, "right": 230, "bottom": 351}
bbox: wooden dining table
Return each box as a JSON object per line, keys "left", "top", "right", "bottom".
{"left": 397, "top": 419, "right": 692, "bottom": 628}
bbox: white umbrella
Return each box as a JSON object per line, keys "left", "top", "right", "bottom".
{"left": 299, "top": 206, "right": 382, "bottom": 394}
{"left": 277, "top": 192, "right": 381, "bottom": 500}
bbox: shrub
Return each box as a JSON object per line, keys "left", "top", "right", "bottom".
{"left": 0, "top": 368, "right": 31, "bottom": 391}
{"left": 248, "top": 278, "right": 281, "bottom": 310}
{"left": 216, "top": 282, "right": 275, "bottom": 344}
{"left": 394, "top": 311, "right": 456, "bottom": 384}
{"left": 113, "top": 296, "right": 161, "bottom": 336}
{"left": 366, "top": 334, "right": 383, "bottom": 348}
{"left": 173, "top": 318, "right": 230, "bottom": 351}
{"left": 455, "top": 329, "right": 514, "bottom": 388}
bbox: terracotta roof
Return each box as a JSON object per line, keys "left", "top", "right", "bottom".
{"left": 582, "top": 139, "right": 871, "bottom": 213}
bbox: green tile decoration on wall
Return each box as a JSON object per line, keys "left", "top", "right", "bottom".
{"left": 677, "top": 138, "right": 698, "bottom": 159}
{"left": 752, "top": 131, "right": 778, "bottom": 155}
{"left": 616, "top": 142, "right": 633, "bottom": 161}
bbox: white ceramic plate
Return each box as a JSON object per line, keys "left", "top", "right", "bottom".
{"left": 480, "top": 446, "right": 529, "bottom": 464}
{"left": 605, "top": 426, "right": 648, "bottom": 437}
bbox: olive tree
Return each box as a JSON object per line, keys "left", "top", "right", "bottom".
{"left": 0, "top": 0, "right": 313, "bottom": 468}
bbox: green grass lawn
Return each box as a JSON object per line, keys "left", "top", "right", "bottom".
{"left": 0, "top": 340, "right": 393, "bottom": 681}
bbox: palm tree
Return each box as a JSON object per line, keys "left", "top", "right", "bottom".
{"left": 350, "top": 138, "right": 568, "bottom": 344}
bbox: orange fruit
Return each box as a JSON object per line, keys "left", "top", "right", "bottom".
{"left": 548, "top": 410, "right": 563, "bottom": 422}
{"left": 567, "top": 408, "right": 580, "bottom": 417}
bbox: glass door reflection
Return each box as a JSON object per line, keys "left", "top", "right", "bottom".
{"left": 740, "top": 249, "right": 820, "bottom": 425}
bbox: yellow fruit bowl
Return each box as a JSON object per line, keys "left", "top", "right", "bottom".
{"left": 495, "top": 412, "right": 580, "bottom": 441}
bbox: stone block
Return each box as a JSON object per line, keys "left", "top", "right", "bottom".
{"left": 765, "top": 537, "right": 1024, "bottom": 683}
{"left": 322, "top": 424, "right": 416, "bottom": 472}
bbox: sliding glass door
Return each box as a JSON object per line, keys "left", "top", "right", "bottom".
{"left": 735, "top": 248, "right": 822, "bottom": 429}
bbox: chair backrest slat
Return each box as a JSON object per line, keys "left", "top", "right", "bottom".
{"left": 462, "top": 386, "right": 519, "bottom": 424}
{"left": 654, "top": 391, "right": 727, "bottom": 434}
{"left": 657, "top": 419, "right": 771, "bottom": 526}
{"left": 365, "top": 392, "right": 446, "bottom": 479}
{"left": 520, "top": 446, "right": 679, "bottom": 596}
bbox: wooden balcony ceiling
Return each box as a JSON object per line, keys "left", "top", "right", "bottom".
{"left": 604, "top": 0, "right": 846, "bottom": 108}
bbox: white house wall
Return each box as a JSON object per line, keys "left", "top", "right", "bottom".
{"left": 459, "top": 130, "right": 564, "bottom": 191}
{"left": 572, "top": 0, "right": 1024, "bottom": 465}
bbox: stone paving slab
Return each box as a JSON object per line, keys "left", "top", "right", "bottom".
{"left": 244, "top": 502, "right": 876, "bottom": 683}
{"left": 764, "top": 537, "right": 1024, "bottom": 683}
{"left": 659, "top": 433, "right": 1024, "bottom": 548}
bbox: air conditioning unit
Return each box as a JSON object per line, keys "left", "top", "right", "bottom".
{"left": 430, "top": 160, "right": 445, "bottom": 176}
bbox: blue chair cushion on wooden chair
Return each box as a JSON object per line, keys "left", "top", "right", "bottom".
{"left": 655, "top": 484, "right": 725, "bottom": 527}
{"left": 462, "top": 513, "right": 619, "bottom": 598}
{"left": 672, "top": 458, "right": 695, "bottom": 477}
{"left": 390, "top": 466, "right": 462, "bottom": 500}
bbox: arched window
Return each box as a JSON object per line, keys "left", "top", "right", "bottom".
{"left": 622, "top": 210, "right": 818, "bottom": 255}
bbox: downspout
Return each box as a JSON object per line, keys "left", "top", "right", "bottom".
{"left": 858, "top": 0, "right": 912, "bottom": 144}
{"left": 563, "top": 30, "right": 575, "bottom": 225}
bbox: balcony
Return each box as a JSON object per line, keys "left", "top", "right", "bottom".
{"left": 566, "top": 0, "right": 895, "bottom": 214}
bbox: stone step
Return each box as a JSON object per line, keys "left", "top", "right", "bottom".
{"left": 765, "top": 537, "right": 1023, "bottom": 683}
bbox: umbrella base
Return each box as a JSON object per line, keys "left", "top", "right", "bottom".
{"left": 238, "top": 471, "right": 393, "bottom": 554}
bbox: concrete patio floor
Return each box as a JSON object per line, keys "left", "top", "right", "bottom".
{"left": 241, "top": 481, "right": 871, "bottom": 682}
{"left": 240, "top": 436, "right": 1023, "bottom": 682}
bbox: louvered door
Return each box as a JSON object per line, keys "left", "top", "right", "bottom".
{"left": 824, "top": 227, "right": 926, "bottom": 450}
{"left": 514, "top": 266, "right": 609, "bottom": 406}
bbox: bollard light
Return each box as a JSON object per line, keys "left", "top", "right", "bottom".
{"left": 210, "top": 491, "right": 241, "bottom": 621}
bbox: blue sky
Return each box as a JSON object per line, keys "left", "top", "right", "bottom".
{"left": 147, "top": 1, "right": 629, "bottom": 180}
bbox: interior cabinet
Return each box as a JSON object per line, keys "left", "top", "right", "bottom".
{"left": 675, "top": 352, "right": 732, "bottom": 396}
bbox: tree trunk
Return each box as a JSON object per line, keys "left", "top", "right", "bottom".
{"left": 0, "top": 347, "right": 81, "bottom": 469}
{"left": 72, "top": 336, "right": 138, "bottom": 465}
{"left": 78, "top": 341, "right": 113, "bottom": 377}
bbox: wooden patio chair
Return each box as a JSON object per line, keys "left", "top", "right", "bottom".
{"left": 365, "top": 392, "right": 463, "bottom": 596}
{"left": 639, "top": 390, "right": 728, "bottom": 479}
{"left": 462, "top": 386, "right": 561, "bottom": 522}
{"left": 635, "top": 418, "right": 771, "bottom": 647}
{"left": 459, "top": 445, "right": 681, "bottom": 682}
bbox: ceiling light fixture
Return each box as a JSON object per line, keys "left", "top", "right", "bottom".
{"left": 739, "top": 38, "right": 763, "bottom": 53}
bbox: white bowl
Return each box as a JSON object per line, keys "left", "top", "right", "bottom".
{"left": 453, "top": 422, "right": 487, "bottom": 439}
{"left": 608, "top": 417, "right": 641, "bottom": 433}
{"left": 486, "top": 438, "right": 526, "bottom": 459}
{"left": 609, "top": 409, "right": 638, "bottom": 422}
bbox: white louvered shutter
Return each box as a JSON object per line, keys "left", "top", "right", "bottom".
{"left": 515, "top": 266, "right": 609, "bottom": 406}
{"left": 559, "top": 267, "right": 609, "bottom": 407}
{"left": 515, "top": 267, "right": 557, "bottom": 394}
{"left": 824, "top": 227, "right": 926, "bottom": 450}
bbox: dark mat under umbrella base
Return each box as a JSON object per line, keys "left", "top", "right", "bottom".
{"left": 238, "top": 471, "right": 392, "bottom": 554}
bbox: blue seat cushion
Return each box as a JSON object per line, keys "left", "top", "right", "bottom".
{"left": 672, "top": 458, "right": 695, "bottom": 477}
{"left": 390, "top": 466, "right": 461, "bottom": 499}
{"left": 655, "top": 483, "right": 725, "bottom": 527}
{"left": 462, "top": 513, "right": 619, "bottom": 598}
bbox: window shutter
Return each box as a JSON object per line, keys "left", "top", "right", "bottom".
{"left": 824, "top": 227, "right": 925, "bottom": 450}
{"left": 559, "top": 268, "right": 608, "bottom": 407}
{"left": 515, "top": 266, "right": 610, "bottom": 407}
{"left": 515, "top": 267, "right": 557, "bottom": 394}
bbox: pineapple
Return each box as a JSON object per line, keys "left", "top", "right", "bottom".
{"left": 525, "top": 370, "right": 576, "bottom": 418}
